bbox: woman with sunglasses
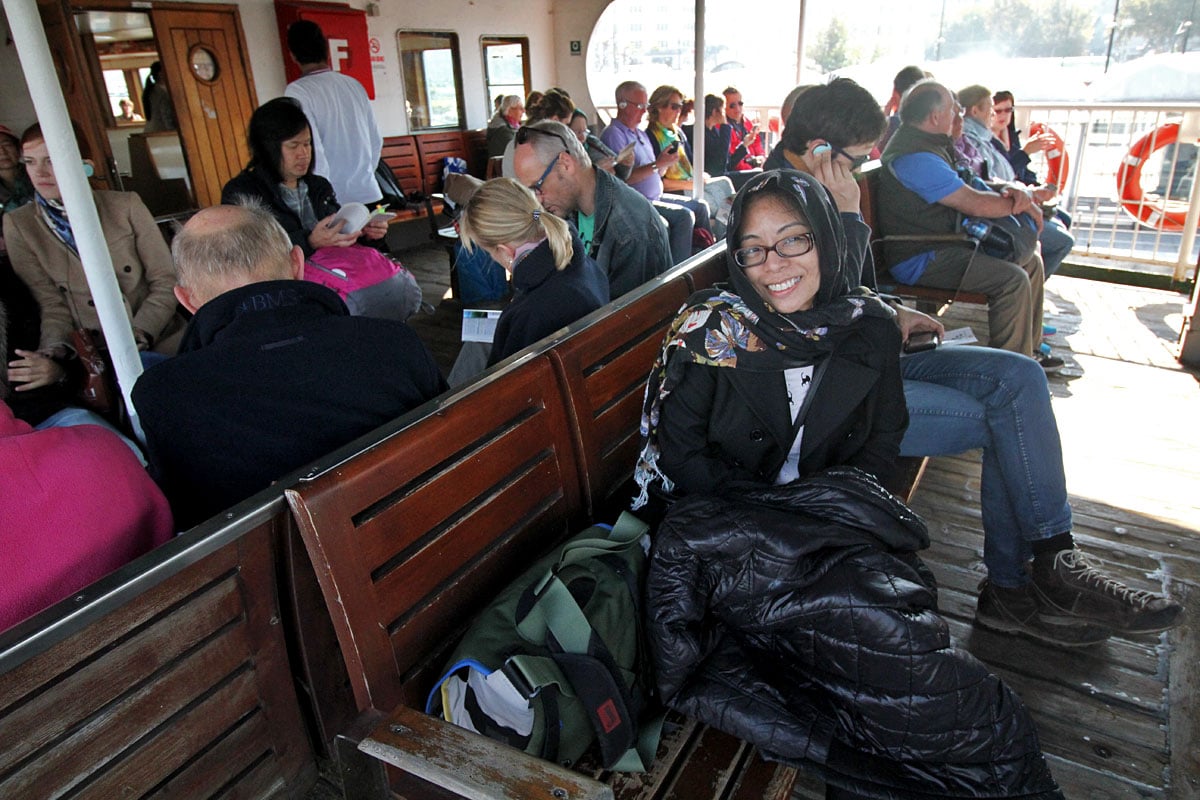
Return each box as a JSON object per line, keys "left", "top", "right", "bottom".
{"left": 989, "top": 90, "right": 1049, "bottom": 186}
{"left": 634, "top": 169, "right": 1063, "bottom": 800}
{"left": 456, "top": 178, "right": 607, "bottom": 368}
{"left": 647, "top": 85, "right": 736, "bottom": 235}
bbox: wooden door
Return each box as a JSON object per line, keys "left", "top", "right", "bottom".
{"left": 35, "top": 0, "right": 116, "bottom": 189}
{"left": 150, "top": 3, "right": 257, "bottom": 208}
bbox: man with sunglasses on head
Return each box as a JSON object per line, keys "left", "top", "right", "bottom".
{"left": 512, "top": 120, "right": 671, "bottom": 299}
{"left": 779, "top": 76, "right": 1183, "bottom": 648}
{"left": 722, "top": 87, "right": 765, "bottom": 171}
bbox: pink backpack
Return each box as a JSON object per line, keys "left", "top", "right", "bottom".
{"left": 306, "top": 245, "right": 422, "bottom": 321}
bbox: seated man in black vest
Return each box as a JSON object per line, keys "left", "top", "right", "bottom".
{"left": 877, "top": 80, "right": 1060, "bottom": 371}
{"left": 133, "top": 203, "right": 447, "bottom": 529}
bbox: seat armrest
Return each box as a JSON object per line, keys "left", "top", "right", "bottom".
{"left": 360, "top": 704, "right": 614, "bottom": 800}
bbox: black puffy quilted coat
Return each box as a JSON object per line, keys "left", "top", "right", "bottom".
{"left": 647, "top": 468, "right": 1063, "bottom": 799}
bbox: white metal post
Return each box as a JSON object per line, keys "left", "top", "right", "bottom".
{"left": 1173, "top": 111, "right": 1200, "bottom": 282}
{"left": 3, "top": 0, "right": 145, "bottom": 438}
{"left": 693, "top": 0, "right": 705, "bottom": 202}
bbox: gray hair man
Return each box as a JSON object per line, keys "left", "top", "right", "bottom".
{"left": 512, "top": 120, "right": 671, "bottom": 298}
{"left": 133, "top": 203, "right": 446, "bottom": 530}
{"left": 876, "top": 80, "right": 1053, "bottom": 365}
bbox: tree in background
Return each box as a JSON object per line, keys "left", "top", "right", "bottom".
{"left": 934, "top": 0, "right": 1094, "bottom": 59}
{"left": 811, "top": 18, "right": 853, "bottom": 73}
{"left": 1114, "top": 0, "right": 1197, "bottom": 54}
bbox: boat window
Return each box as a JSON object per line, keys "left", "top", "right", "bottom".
{"left": 397, "top": 30, "right": 465, "bottom": 130}
{"left": 481, "top": 37, "right": 530, "bottom": 119}
{"left": 74, "top": 11, "right": 156, "bottom": 127}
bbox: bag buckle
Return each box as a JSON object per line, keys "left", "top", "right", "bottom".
{"left": 501, "top": 660, "right": 537, "bottom": 700}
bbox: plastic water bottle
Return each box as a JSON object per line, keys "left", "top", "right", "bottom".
{"left": 962, "top": 218, "right": 989, "bottom": 241}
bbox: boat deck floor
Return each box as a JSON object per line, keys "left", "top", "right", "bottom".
{"left": 393, "top": 243, "right": 1199, "bottom": 799}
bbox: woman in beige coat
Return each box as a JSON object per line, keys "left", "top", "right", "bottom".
{"left": 3, "top": 125, "right": 182, "bottom": 390}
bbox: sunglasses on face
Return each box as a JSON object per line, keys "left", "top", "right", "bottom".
{"left": 617, "top": 100, "right": 650, "bottom": 110}
{"left": 726, "top": 101, "right": 743, "bottom": 108}
{"left": 663, "top": 102, "right": 683, "bottom": 111}
{"left": 732, "top": 233, "right": 816, "bottom": 268}
{"left": 830, "top": 143, "right": 871, "bottom": 171}
{"left": 994, "top": 105, "right": 1014, "bottom": 114}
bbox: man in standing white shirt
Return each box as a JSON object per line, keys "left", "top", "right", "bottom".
{"left": 284, "top": 20, "right": 383, "bottom": 206}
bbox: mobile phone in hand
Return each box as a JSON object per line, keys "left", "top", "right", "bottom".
{"left": 666, "top": 142, "right": 680, "bottom": 154}
{"left": 903, "top": 331, "right": 940, "bottom": 354}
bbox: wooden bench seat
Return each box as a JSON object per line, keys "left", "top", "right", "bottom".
{"left": 0, "top": 247, "right": 927, "bottom": 800}
{"left": 285, "top": 263, "right": 800, "bottom": 799}
{"left": 0, "top": 508, "right": 314, "bottom": 798}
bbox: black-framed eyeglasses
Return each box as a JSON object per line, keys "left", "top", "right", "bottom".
{"left": 732, "top": 233, "right": 816, "bottom": 268}
{"left": 528, "top": 152, "right": 561, "bottom": 194}
{"left": 515, "top": 125, "right": 572, "bottom": 151}
{"left": 829, "top": 143, "right": 871, "bottom": 171}
{"left": 617, "top": 100, "right": 650, "bottom": 110}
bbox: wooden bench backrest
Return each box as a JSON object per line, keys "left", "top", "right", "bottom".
{"left": 286, "top": 357, "right": 583, "bottom": 714}
{"left": 685, "top": 249, "right": 728, "bottom": 294}
{"left": 0, "top": 515, "right": 313, "bottom": 798}
{"left": 381, "top": 136, "right": 422, "bottom": 195}
{"left": 464, "top": 128, "right": 488, "bottom": 177}
{"left": 415, "top": 131, "right": 469, "bottom": 196}
{"left": 549, "top": 277, "right": 691, "bottom": 516}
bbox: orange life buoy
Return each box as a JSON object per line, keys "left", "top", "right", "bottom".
{"left": 1116, "top": 123, "right": 1190, "bottom": 231}
{"left": 1028, "top": 122, "right": 1069, "bottom": 188}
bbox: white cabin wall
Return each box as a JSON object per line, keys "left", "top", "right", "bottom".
{"left": 550, "top": 0, "right": 612, "bottom": 119}
{"left": 220, "top": 0, "right": 563, "bottom": 134}
{"left": 2, "top": 0, "right": 566, "bottom": 137}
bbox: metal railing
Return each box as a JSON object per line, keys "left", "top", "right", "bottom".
{"left": 984, "top": 102, "right": 1199, "bottom": 281}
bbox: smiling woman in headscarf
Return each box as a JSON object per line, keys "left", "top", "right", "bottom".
{"left": 634, "top": 170, "right": 1065, "bottom": 800}
{"left": 633, "top": 168, "right": 903, "bottom": 506}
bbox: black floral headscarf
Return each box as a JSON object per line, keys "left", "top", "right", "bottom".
{"left": 632, "top": 169, "right": 893, "bottom": 507}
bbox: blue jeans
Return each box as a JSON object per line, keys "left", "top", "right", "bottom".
{"left": 1039, "top": 215, "right": 1074, "bottom": 278}
{"left": 37, "top": 406, "right": 147, "bottom": 465}
{"left": 899, "top": 346, "right": 1073, "bottom": 587}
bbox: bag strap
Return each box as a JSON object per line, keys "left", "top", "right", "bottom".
{"left": 514, "top": 512, "right": 660, "bottom": 771}
{"left": 554, "top": 511, "right": 649, "bottom": 570}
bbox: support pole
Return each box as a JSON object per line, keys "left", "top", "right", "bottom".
{"left": 692, "top": 0, "right": 705, "bottom": 202}
{"left": 3, "top": 0, "right": 145, "bottom": 438}
{"left": 796, "top": 0, "right": 807, "bottom": 84}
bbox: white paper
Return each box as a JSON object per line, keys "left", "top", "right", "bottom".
{"left": 462, "top": 309, "right": 502, "bottom": 343}
{"left": 941, "top": 327, "right": 979, "bottom": 346}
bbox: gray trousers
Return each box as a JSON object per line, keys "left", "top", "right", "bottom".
{"left": 917, "top": 246, "right": 1044, "bottom": 357}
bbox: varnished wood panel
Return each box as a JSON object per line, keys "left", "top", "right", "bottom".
{"left": 152, "top": 5, "right": 257, "bottom": 207}
{"left": 0, "top": 521, "right": 312, "bottom": 798}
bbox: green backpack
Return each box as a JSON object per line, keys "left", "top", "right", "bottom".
{"left": 426, "top": 512, "right": 660, "bottom": 770}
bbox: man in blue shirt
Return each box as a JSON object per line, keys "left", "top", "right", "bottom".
{"left": 789, "top": 77, "right": 1183, "bottom": 647}
{"left": 877, "top": 81, "right": 1050, "bottom": 364}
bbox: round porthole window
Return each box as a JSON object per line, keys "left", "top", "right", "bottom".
{"left": 189, "top": 47, "right": 218, "bottom": 82}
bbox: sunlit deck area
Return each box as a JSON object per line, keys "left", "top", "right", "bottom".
{"left": 395, "top": 241, "right": 1199, "bottom": 799}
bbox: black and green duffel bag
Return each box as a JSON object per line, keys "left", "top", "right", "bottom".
{"left": 426, "top": 512, "right": 660, "bottom": 770}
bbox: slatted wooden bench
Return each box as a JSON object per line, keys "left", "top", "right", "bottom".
{"left": 0, "top": 504, "right": 315, "bottom": 798}
{"left": 379, "top": 131, "right": 477, "bottom": 223}
{"left": 285, "top": 261, "right": 801, "bottom": 800}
